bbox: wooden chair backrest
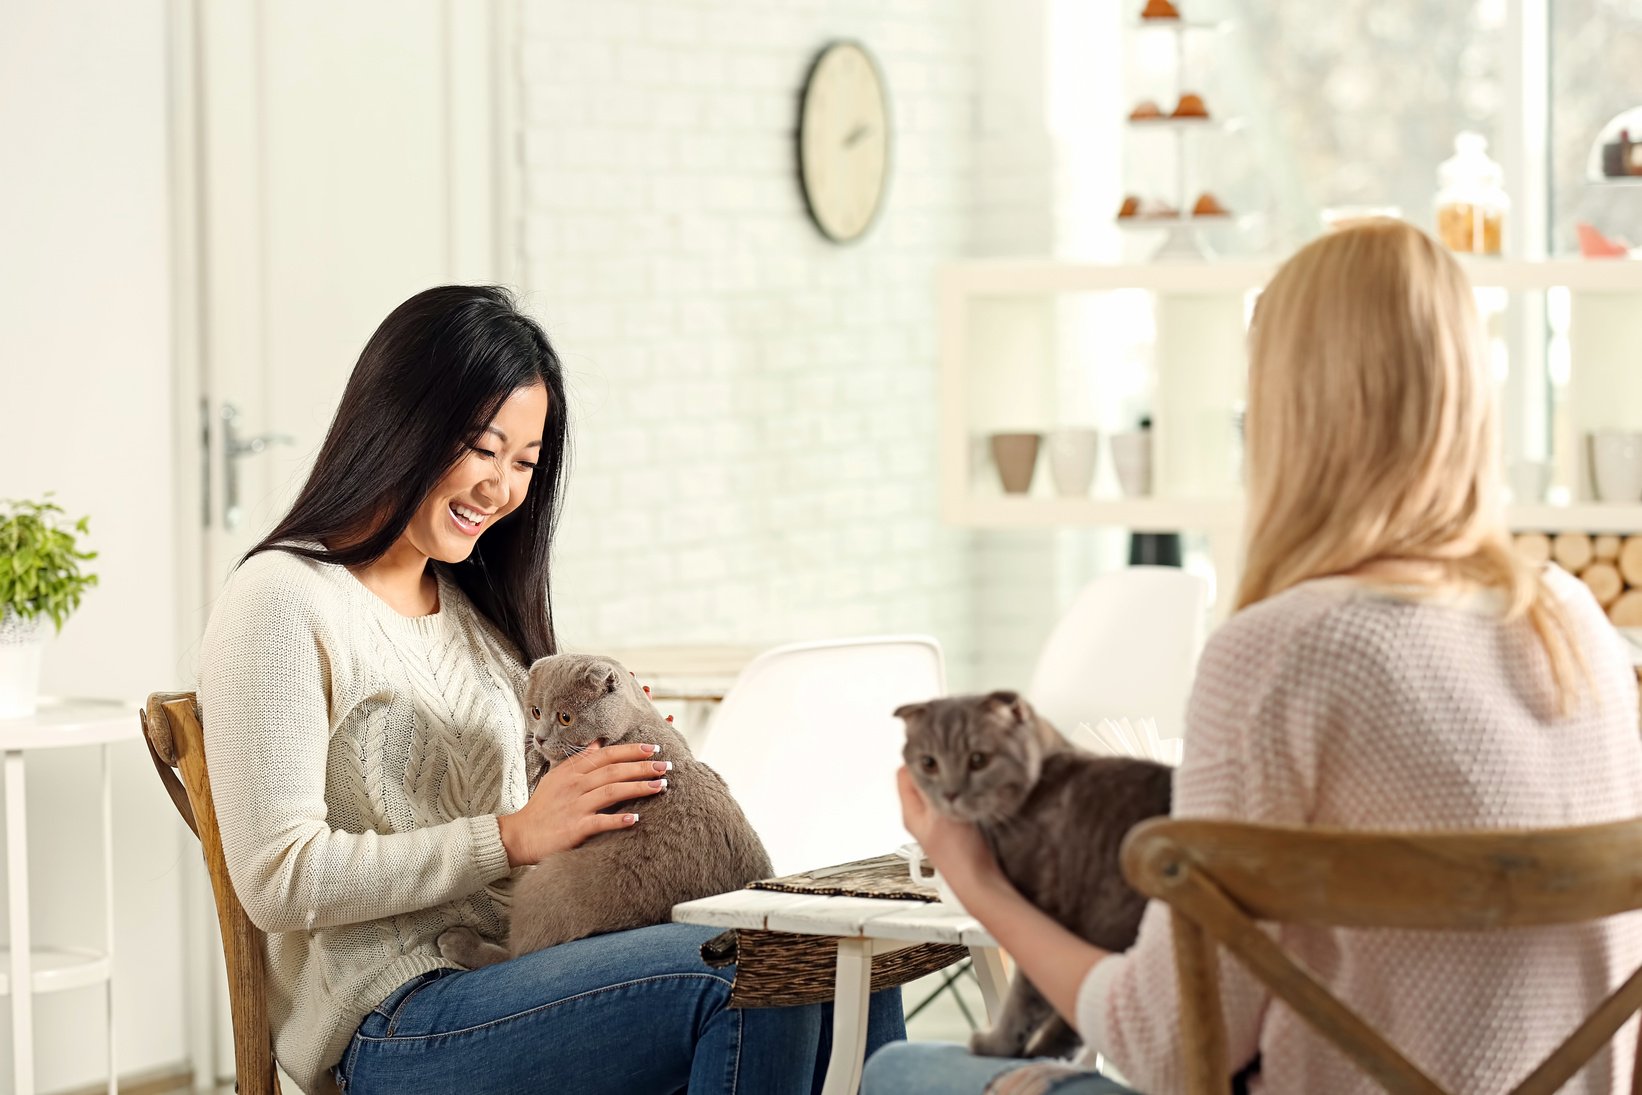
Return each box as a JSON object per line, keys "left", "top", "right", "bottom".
{"left": 142, "top": 691, "right": 281, "bottom": 1095}
{"left": 1121, "top": 816, "right": 1642, "bottom": 1095}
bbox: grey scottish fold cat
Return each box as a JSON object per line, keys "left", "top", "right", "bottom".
{"left": 438, "top": 654, "right": 773, "bottom": 968}
{"left": 896, "top": 691, "right": 1172, "bottom": 1060}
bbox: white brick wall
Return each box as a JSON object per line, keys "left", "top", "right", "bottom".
{"left": 517, "top": 0, "right": 984, "bottom": 683}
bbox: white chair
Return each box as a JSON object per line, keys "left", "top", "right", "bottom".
{"left": 698, "top": 635, "right": 946, "bottom": 877}
{"left": 1026, "top": 566, "right": 1210, "bottom": 743}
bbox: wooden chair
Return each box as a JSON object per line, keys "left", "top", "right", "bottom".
{"left": 1121, "top": 816, "right": 1642, "bottom": 1095}
{"left": 142, "top": 691, "right": 281, "bottom": 1095}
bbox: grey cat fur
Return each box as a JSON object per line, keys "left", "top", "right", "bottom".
{"left": 896, "top": 691, "right": 1172, "bottom": 1061}
{"left": 438, "top": 653, "right": 773, "bottom": 969}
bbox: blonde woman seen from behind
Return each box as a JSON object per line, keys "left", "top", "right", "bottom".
{"left": 864, "top": 220, "right": 1642, "bottom": 1095}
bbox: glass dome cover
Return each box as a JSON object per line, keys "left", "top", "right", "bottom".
{"left": 1586, "top": 105, "right": 1642, "bottom": 183}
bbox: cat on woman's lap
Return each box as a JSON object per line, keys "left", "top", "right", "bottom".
{"left": 437, "top": 653, "right": 772, "bottom": 968}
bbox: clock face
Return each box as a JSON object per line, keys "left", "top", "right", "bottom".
{"left": 798, "top": 42, "right": 890, "bottom": 243}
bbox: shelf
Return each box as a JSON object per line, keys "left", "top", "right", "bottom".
{"left": 940, "top": 257, "right": 1642, "bottom": 297}
{"left": 1129, "top": 18, "right": 1234, "bottom": 32}
{"left": 950, "top": 496, "right": 1642, "bottom": 535}
{"left": 953, "top": 496, "right": 1241, "bottom": 530}
{"left": 1507, "top": 503, "right": 1642, "bottom": 533}
{"left": 1127, "top": 116, "right": 1245, "bottom": 131}
{"left": 0, "top": 946, "right": 111, "bottom": 995}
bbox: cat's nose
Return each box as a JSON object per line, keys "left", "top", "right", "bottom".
{"left": 943, "top": 790, "right": 960, "bottom": 803}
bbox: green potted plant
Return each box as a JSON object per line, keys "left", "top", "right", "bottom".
{"left": 0, "top": 496, "right": 97, "bottom": 718}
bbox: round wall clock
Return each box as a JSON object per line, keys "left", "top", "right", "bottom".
{"left": 797, "top": 41, "right": 891, "bottom": 244}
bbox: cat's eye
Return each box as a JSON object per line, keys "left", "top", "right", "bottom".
{"left": 557, "top": 711, "right": 573, "bottom": 726}
{"left": 529, "top": 706, "right": 541, "bottom": 720}
{"left": 918, "top": 755, "right": 938, "bottom": 773}
{"left": 968, "top": 752, "right": 990, "bottom": 771}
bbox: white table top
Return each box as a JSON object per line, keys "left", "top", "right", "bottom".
{"left": 672, "top": 888, "right": 998, "bottom": 948}
{"left": 0, "top": 699, "right": 143, "bottom": 750}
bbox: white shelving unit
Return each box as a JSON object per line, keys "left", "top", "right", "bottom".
{"left": 938, "top": 256, "right": 1642, "bottom": 607}
{"left": 940, "top": 257, "right": 1642, "bottom": 298}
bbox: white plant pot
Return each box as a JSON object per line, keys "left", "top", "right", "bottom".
{"left": 0, "top": 610, "right": 47, "bottom": 719}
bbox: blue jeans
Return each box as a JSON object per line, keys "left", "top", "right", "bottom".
{"left": 862, "top": 1042, "right": 1139, "bottom": 1095}
{"left": 334, "top": 922, "right": 906, "bottom": 1095}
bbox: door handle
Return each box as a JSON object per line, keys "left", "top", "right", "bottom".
{"left": 221, "top": 403, "right": 294, "bottom": 531}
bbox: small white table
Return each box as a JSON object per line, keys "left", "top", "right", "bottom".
{"left": 673, "top": 888, "right": 1010, "bottom": 1095}
{"left": 0, "top": 699, "right": 140, "bottom": 1095}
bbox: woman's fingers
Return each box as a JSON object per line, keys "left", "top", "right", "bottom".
{"left": 896, "top": 767, "right": 931, "bottom": 836}
{"left": 592, "top": 778, "right": 668, "bottom": 806}
{"left": 568, "top": 741, "right": 659, "bottom": 772}
{"left": 581, "top": 811, "right": 641, "bottom": 837}
{"left": 594, "top": 759, "right": 673, "bottom": 784}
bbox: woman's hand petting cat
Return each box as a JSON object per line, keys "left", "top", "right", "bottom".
{"left": 896, "top": 767, "right": 1003, "bottom": 894}
{"left": 497, "top": 742, "right": 670, "bottom": 867}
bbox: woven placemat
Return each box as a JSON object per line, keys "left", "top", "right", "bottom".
{"left": 747, "top": 852, "right": 938, "bottom": 902}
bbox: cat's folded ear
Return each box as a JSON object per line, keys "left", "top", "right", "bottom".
{"left": 892, "top": 702, "right": 929, "bottom": 722}
{"left": 583, "top": 663, "right": 619, "bottom": 694}
{"left": 984, "top": 690, "right": 1031, "bottom": 725}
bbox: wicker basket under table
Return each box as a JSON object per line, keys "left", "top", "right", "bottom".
{"left": 696, "top": 854, "right": 972, "bottom": 1008}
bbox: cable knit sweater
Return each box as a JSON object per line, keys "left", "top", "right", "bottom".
{"left": 197, "top": 547, "right": 531, "bottom": 1095}
{"left": 1076, "top": 566, "right": 1642, "bottom": 1094}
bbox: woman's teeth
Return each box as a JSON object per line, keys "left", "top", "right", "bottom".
{"left": 449, "top": 503, "right": 487, "bottom": 532}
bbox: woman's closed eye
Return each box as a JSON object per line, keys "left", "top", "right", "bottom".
{"left": 469, "top": 444, "right": 537, "bottom": 471}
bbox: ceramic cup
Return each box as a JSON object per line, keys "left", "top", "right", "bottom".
{"left": 1109, "top": 430, "right": 1154, "bottom": 497}
{"left": 1591, "top": 431, "right": 1642, "bottom": 502}
{"left": 907, "top": 846, "right": 969, "bottom": 913}
{"left": 989, "top": 432, "right": 1042, "bottom": 495}
{"left": 1507, "top": 459, "right": 1551, "bottom": 504}
{"left": 1047, "top": 429, "right": 1100, "bottom": 497}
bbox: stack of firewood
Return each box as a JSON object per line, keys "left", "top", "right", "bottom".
{"left": 1513, "top": 532, "right": 1642, "bottom": 624}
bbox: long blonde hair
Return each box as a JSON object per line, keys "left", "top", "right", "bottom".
{"left": 1237, "top": 219, "right": 1584, "bottom": 709}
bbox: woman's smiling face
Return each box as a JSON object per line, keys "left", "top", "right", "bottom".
{"left": 405, "top": 382, "right": 549, "bottom": 563}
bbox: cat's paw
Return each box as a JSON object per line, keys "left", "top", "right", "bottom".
{"left": 968, "top": 1026, "right": 1029, "bottom": 1059}
{"left": 436, "top": 926, "right": 483, "bottom": 969}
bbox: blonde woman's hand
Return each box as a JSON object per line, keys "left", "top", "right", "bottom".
{"left": 497, "top": 742, "right": 670, "bottom": 866}
{"left": 896, "top": 767, "right": 1002, "bottom": 891}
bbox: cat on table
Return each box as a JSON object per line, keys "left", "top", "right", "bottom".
{"left": 896, "top": 690, "right": 1173, "bottom": 1060}
{"left": 438, "top": 653, "right": 773, "bottom": 968}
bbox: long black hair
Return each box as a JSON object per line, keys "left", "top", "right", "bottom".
{"left": 247, "top": 285, "right": 569, "bottom": 663}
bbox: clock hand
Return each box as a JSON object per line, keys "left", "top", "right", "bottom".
{"left": 843, "top": 123, "right": 872, "bottom": 148}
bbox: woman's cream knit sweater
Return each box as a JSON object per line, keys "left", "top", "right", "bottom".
{"left": 198, "top": 548, "right": 530, "bottom": 1095}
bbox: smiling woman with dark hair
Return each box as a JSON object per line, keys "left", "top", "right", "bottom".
{"left": 200, "top": 285, "right": 904, "bottom": 1095}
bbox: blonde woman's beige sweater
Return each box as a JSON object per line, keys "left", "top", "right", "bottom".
{"left": 198, "top": 548, "right": 529, "bottom": 1095}
{"left": 1079, "top": 567, "right": 1642, "bottom": 1094}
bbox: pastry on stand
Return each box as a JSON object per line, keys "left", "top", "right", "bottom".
{"left": 1192, "top": 192, "right": 1230, "bottom": 217}
{"left": 1172, "top": 92, "right": 1209, "bottom": 119}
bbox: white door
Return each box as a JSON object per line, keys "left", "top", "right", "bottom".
{"left": 194, "top": 0, "right": 512, "bottom": 591}
{"left": 180, "top": 0, "right": 513, "bottom": 1081}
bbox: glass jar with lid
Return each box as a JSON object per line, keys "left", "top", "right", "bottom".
{"left": 1435, "top": 132, "right": 1508, "bottom": 255}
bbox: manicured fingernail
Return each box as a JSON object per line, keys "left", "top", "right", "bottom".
{"left": 644, "top": 743, "right": 661, "bottom": 755}
{"left": 625, "top": 813, "right": 639, "bottom": 823}
{"left": 650, "top": 778, "right": 668, "bottom": 790}
{"left": 665, "top": 714, "right": 675, "bottom": 723}
{"left": 652, "top": 761, "right": 672, "bottom": 773}
{"left": 643, "top": 685, "right": 651, "bottom": 694}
